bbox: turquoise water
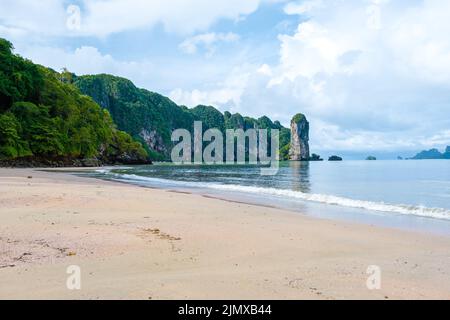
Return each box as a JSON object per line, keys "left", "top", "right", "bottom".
{"left": 84, "top": 160, "right": 450, "bottom": 235}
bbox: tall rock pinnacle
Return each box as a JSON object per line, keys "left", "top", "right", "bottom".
{"left": 289, "top": 113, "right": 310, "bottom": 161}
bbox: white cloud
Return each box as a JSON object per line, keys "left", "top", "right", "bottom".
{"left": 0, "top": 0, "right": 67, "bottom": 38}
{"left": 257, "top": 64, "right": 273, "bottom": 76}
{"left": 388, "top": 0, "right": 450, "bottom": 83}
{"left": 169, "top": 67, "right": 251, "bottom": 110}
{"left": 170, "top": 0, "right": 450, "bottom": 152}
{"left": 284, "top": 0, "right": 323, "bottom": 15}
{"left": 419, "top": 130, "right": 450, "bottom": 148}
{"left": 277, "top": 0, "right": 450, "bottom": 83}
{"left": 81, "top": 0, "right": 262, "bottom": 36}
{"left": 15, "top": 44, "right": 157, "bottom": 90}
{"left": 0, "top": 0, "right": 263, "bottom": 38}
{"left": 255, "top": 0, "right": 450, "bottom": 151}
{"left": 179, "top": 32, "right": 240, "bottom": 56}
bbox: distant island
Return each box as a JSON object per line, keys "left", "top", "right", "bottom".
{"left": 310, "top": 154, "right": 324, "bottom": 161}
{"left": 410, "top": 146, "right": 450, "bottom": 160}
{"left": 328, "top": 156, "right": 343, "bottom": 161}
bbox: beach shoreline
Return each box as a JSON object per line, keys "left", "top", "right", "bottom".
{"left": 1, "top": 168, "right": 449, "bottom": 300}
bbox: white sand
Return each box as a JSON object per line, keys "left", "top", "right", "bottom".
{"left": 0, "top": 168, "right": 449, "bottom": 300}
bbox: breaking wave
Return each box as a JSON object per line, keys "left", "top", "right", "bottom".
{"left": 101, "top": 172, "right": 450, "bottom": 221}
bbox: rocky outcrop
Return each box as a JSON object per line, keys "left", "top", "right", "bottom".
{"left": 289, "top": 114, "right": 310, "bottom": 161}
{"left": 328, "top": 156, "right": 343, "bottom": 161}
{"left": 0, "top": 156, "right": 99, "bottom": 168}
{"left": 310, "top": 154, "right": 323, "bottom": 161}
{"left": 0, "top": 153, "right": 151, "bottom": 168}
{"left": 140, "top": 129, "right": 167, "bottom": 154}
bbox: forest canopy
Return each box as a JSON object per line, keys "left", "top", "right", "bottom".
{"left": 0, "top": 38, "right": 148, "bottom": 164}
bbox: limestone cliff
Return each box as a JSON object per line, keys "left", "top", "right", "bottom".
{"left": 289, "top": 114, "right": 310, "bottom": 161}
{"left": 75, "top": 74, "right": 292, "bottom": 161}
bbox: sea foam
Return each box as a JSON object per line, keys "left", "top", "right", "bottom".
{"left": 109, "top": 173, "right": 450, "bottom": 221}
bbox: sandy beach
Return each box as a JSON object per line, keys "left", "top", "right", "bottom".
{"left": 0, "top": 168, "right": 449, "bottom": 300}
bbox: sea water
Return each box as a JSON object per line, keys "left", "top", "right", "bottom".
{"left": 83, "top": 160, "right": 450, "bottom": 235}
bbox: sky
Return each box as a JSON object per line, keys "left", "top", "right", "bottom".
{"left": 1, "top": 0, "right": 450, "bottom": 158}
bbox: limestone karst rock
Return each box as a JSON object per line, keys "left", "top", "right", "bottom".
{"left": 289, "top": 114, "right": 310, "bottom": 161}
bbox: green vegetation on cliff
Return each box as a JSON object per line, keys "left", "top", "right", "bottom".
{"left": 0, "top": 38, "right": 148, "bottom": 164}
{"left": 292, "top": 113, "right": 305, "bottom": 124}
{"left": 74, "top": 74, "right": 292, "bottom": 160}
